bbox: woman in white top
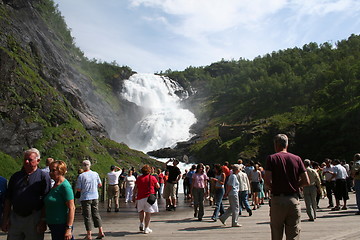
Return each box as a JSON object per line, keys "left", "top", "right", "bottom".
{"left": 125, "top": 170, "right": 137, "bottom": 203}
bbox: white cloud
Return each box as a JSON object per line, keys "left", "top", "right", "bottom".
{"left": 130, "top": 0, "right": 288, "bottom": 38}
{"left": 55, "top": 0, "right": 360, "bottom": 72}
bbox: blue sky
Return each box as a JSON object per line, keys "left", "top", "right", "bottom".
{"left": 54, "top": 0, "right": 360, "bottom": 73}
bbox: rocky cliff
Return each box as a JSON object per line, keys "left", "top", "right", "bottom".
{"left": 0, "top": 0, "right": 156, "bottom": 177}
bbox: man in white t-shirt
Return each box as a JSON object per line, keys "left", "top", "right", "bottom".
{"left": 331, "top": 159, "right": 349, "bottom": 211}
{"left": 219, "top": 164, "right": 241, "bottom": 227}
{"left": 106, "top": 165, "right": 121, "bottom": 212}
{"left": 76, "top": 160, "right": 104, "bottom": 239}
{"left": 322, "top": 158, "right": 336, "bottom": 208}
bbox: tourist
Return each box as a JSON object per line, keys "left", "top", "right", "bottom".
{"left": 76, "top": 160, "right": 105, "bottom": 240}
{"left": 106, "top": 165, "right": 121, "bottom": 212}
{"left": 222, "top": 161, "right": 231, "bottom": 185}
{"left": 132, "top": 165, "right": 159, "bottom": 234}
{"left": 219, "top": 164, "right": 242, "bottom": 227}
{"left": 191, "top": 163, "right": 209, "bottom": 221}
{"left": 250, "top": 163, "right": 262, "bottom": 210}
{"left": 264, "top": 134, "right": 309, "bottom": 240}
{"left": 351, "top": 153, "right": 360, "bottom": 215}
{"left": 2, "top": 148, "right": 51, "bottom": 240}
{"left": 206, "top": 164, "right": 216, "bottom": 206}
{"left": 163, "top": 159, "right": 181, "bottom": 211}
{"left": 258, "top": 164, "right": 265, "bottom": 205}
{"left": 211, "top": 164, "right": 226, "bottom": 221}
{"left": 125, "top": 170, "right": 136, "bottom": 203}
{"left": 322, "top": 158, "right": 336, "bottom": 208}
{"left": 44, "top": 160, "right": 75, "bottom": 240}
{"left": 312, "top": 161, "right": 323, "bottom": 208}
{"left": 303, "top": 159, "right": 321, "bottom": 221}
{"left": 182, "top": 169, "right": 189, "bottom": 199}
{"left": 42, "top": 158, "right": 55, "bottom": 187}
{"left": 331, "top": 159, "right": 349, "bottom": 211}
{"left": 157, "top": 169, "right": 164, "bottom": 198}
{"left": 119, "top": 168, "right": 127, "bottom": 198}
{"left": 237, "top": 165, "right": 252, "bottom": 216}
{"left": 0, "top": 176, "right": 7, "bottom": 225}
{"left": 186, "top": 165, "right": 196, "bottom": 201}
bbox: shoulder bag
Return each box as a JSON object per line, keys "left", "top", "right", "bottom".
{"left": 147, "top": 175, "right": 156, "bottom": 205}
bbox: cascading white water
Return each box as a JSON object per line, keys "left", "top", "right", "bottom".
{"left": 121, "top": 73, "right": 197, "bottom": 152}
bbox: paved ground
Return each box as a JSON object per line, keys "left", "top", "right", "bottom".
{"left": 1, "top": 193, "right": 360, "bottom": 240}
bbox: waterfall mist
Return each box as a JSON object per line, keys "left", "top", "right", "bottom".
{"left": 120, "top": 73, "right": 197, "bottom": 152}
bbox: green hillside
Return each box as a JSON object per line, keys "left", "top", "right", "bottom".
{"left": 165, "top": 35, "right": 360, "bottom": 164}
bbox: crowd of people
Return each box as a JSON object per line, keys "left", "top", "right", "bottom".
{"left": 1, "top": 134, "right": 360, "bottom": 240}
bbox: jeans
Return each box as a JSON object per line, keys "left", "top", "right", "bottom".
{"left": 192, "top": 188, "right": 205, "bottom": 219}
{"left": 239, "top": 190, "right": 251, "bottom": 214}
{"left": 325, "top": 181, "right": 335, "bottom": 206}
{"left": 125, "top": 186, "right": 134, "bottom": 202}
{"left": 212, "top": 187, "right": 225, "bottom": 219}
{"left": 354, "top": 179, "right": 360, "bottom": 211}
{"left": 48, "top": 224, "right": 74, "bottom": 240}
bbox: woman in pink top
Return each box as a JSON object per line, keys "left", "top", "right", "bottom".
{"left": 191, "top": 163, "right": 209, "bottom": 221}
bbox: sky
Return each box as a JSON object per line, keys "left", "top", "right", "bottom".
{"left": 54, "top": 0, "right": 360, "bottom": 73}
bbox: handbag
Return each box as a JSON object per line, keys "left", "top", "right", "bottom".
{"left": 74, "top": 191, "right": 81, "bottom": 199}
{"left": 147, "top": 175, "right": 156, "bottom": 205}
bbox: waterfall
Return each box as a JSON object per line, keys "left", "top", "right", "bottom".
{"left": 120, "top": 73, "right": 197, "bottom": 152}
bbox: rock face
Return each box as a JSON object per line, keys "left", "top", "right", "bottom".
{"left": 0, "top": 0, "right": 131, "bottom": 158}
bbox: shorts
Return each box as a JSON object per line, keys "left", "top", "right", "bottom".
{"left": 136, "top": 197, "right": 159, "bottom": 213}
{"left": 163, "top": 182, "right": 177, "bottom": 199}
{"left": 334, "top": 179, "right": 349, "bottom": 201}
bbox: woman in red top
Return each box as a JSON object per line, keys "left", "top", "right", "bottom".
{"left": 157, "top": 168, "right": 165, "bottom": 198}
{"left": 132, "top": 165, "right": 160, "bottom": 234}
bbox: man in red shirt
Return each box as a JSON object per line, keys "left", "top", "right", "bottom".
{"left": 264, "top": 134, "right": 309, "bottom": 240}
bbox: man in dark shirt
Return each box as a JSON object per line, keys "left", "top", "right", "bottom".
{"left": 163, "top": 158, "right": 181, "bottom": 211}
{"left": 0, "top": 176, "right": 7, "bottom": 225}
{"left": 264, "top": 134, "right": 309, "bottom": 240}
{"left": 1, "top": 148, "right": 51, "bottom": 240}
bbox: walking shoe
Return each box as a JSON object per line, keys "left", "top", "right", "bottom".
{"left": 144, "top": 227, "right": 152, "bottom": 234}
{"left": 327, "top": 205, "right": 334, "bottom": 208}
{"left": 115, "top": 208, "right": 119, "bottom": 212}
{"left": 139, "top": 223, "right": 144, "bottom": 232}
{"left": 232, "top": 224, "right": 242, "bottom": 227}
{"left": 331, "top": 206, "right": 340, "bottom": 211}
{"left": 107, "top": 208, "right": 111, "bottom": 212}
{"left": 342, "top": 206, "right": 347, "bottom": 210}
{"left": 211, "top": 216, "right": 217, "bottom": 222}
{"left": 248, "top": 209, "right": 253, "bottom": 216}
